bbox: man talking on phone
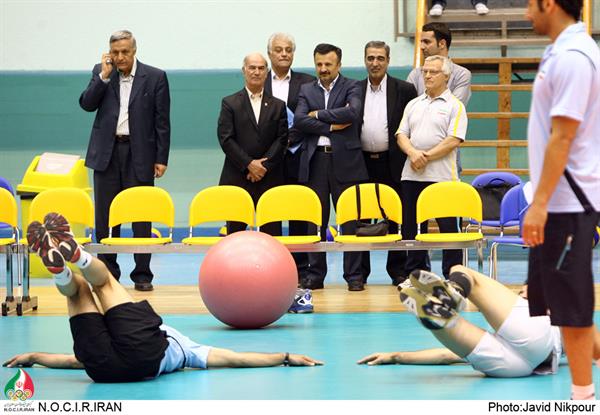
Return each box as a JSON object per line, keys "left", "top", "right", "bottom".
{"left": 79, "top": 30, "right": 171, "bottom": 292}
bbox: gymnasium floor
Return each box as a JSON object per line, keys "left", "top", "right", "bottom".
{"left": 1, "top": 252, "right": 600, "bottom": 400}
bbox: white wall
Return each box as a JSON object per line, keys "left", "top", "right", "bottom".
{"left": 0, "top": 0, "right": 414, "bottom": 70}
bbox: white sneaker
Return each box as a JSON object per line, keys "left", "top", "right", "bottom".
{"left": 474, "top": 2, "right": 489, "bottom": 15}
{"left": 429, "top": 4, "right": 443, "bottom": 16}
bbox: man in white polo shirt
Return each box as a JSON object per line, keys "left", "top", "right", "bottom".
{"left": 396, "top": 55, "right": 468, "bottom": 279}
{"left": 523, "top": 0, "right": 600, "bottom": 401}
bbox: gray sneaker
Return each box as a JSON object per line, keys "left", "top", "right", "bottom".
{"left": 409, "top": 270, "right": 466, "bottom": 312}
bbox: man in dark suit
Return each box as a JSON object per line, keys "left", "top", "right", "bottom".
{"left": 358, "top": 41, "right": 418, "bottom": 286}
{"left": 79, "top": 30, "right": 170, "bottom": 292}
{"left": 217, "top": 52, "right": 288, "bottom": 236}
{"left": 295, "top": 43, "right": 368, "bottom": 291}
{"left": 264, "top": 32, "right": 315, "bottom": 282}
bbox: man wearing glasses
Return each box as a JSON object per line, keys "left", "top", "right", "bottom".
{"left": 396, "top": 55, "right": 468, "bottom": 279}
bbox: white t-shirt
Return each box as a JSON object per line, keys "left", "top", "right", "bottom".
{"left": 397, "top": 89, "right": 467, "bottom": 182}
{"left": 527, "top": 22, "right": 600, "bottom": 213}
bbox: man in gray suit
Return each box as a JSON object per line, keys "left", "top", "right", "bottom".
{"left": 295, "top": 43, "right": 368, "bottom": 291}
{"left": 79, "top": 30, "right": 170, "bottom": 292}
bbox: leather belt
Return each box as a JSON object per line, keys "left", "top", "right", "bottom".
{"left": 115, "top": 135, "right": 130, "bottom": 142}
{"left": 363, "top": 150, "right": 388, "bottom": 159}
{"left": 316, "top": 145, "right": 333, "bottom": 153}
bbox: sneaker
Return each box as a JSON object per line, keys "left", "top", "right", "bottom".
{"left": 397, "top": 279, "right": 413, "bottom": 292}
{"left": 409, "top": 270, "right": 466, "bottom": 312}
{"left": 474, "top": 2, "right": 489, "bottom": 15}
{"left": 43, "top": 212, "right": 81, "bottom": 263}
{"left": 288, "top": 288, "right": 314, "bottom": 314}
{"left": 400, "top": 287, "right": 458, "bottom": 330}
{"left": 27, "top": 220, "right": 66, "bottom": 274}
{"left": 429, "top": 4, "right": 443, "bottom": 16}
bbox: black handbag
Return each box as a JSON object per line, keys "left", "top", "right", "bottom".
{"left": 474, "top": 179, "right": 514, "bottom": 221}
{"left": 355, "top": 183, "right": 389, "bottom": 237}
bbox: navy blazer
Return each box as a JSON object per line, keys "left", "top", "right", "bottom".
{"left": 217, "top": 89, "right": 288, "bottom": 188}
{"left": 79, "top": 61, "right": 171, "bottom": 182}
{"left": 358, "top": 75, "right": 417, "bottom": 183}
{"left": 294, "top": 75, "right": 368, "bottom": 184}
{"left": 264, "top": 69, "right": 316, "bottom": 113}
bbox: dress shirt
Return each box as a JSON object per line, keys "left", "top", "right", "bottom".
{"left": 271, "top": 70, "right": 291, "bottom": 104}
{"left": 360, "top": 75, "right": 389, "bottom": 152}
{"left": 316, "top": 75, "right": 339, "bottom": 146}
{"left": 245, "top": 87, "right": 263, "bottom": 123}
{"left": 100, "top": 59, "right": 138, "bottom": 136}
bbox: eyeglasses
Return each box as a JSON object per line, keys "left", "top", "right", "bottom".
{"left": 421, "top": 69, "right": 443, "bottom": 76}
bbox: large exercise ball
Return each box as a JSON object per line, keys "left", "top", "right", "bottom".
{"left": 199, "top": 231, "right": 297, "bottom": 329}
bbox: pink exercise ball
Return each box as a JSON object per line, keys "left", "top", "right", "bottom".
{"left": 199, "top": 231, "right": 298, "bottom": 329}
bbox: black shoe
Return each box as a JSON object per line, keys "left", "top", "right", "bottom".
{"left": 347, "top": 280, "right": 365, "bottom": 292}
{"left": 300, "top": 278, "right": 324, "bottom": 290}
{"left": 134, "top": 282, "right": 154, "bottom": 292}
{"left": 391, "top": 276, "right": 407, "bottom": 287}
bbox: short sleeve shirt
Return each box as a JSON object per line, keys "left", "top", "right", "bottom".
{"left": 528, "top": 22, "right": 600, "bottom": 213}
{"left": 397, "top": 89, "right": 467, "bottom": 182}
{"left": 157, "top": 324, "right": 212, "bottom": 375}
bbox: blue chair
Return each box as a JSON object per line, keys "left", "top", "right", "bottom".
{"left": 467, "top": 172, "right": 521, "bottom": 231}
{"left": 488, "top": 182, "right": 530, "bottom": 280}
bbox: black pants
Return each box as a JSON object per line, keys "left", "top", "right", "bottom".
{"left": 93, "top": 141, "right": 153, "bottom": 283}
{"left": 285, "top": 149, "right": 309, "bottom": 280}
{"left": 401, "top": 180, "right": 463, "bottom": 278}
{"left": 226, "top": 177, "right": 282, "bottom": 237}
{"left": 304, "top": 150, "right": 362, "bottom": 284}
{"left": 361, "top": 151, "right": 407, "bottom": 283}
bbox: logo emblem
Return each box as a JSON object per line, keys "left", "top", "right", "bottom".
{"left": 4, "top": 369, "right": 35, "bottom": 401}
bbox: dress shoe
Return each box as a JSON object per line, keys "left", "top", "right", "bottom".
{"left": 300, "top": 278, "right": 324, "bottom": 290}
{"left": 347, "top": 280, "right": 365, "bottom": 292}
{"left": 134, "top": 282, "right": 154, "bottom": 292}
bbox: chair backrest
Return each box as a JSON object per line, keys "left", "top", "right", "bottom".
{"left": 470, "top": 172, "right": 521, "bottom": 188}
{"left": 336, "top": 183, "right": 402, "bottom": 225}
{"left": 0, "top": 177, "right": 14, "bottom": 194}
{"left": 416, "top": 181, "right": 482, "bottom": 224}
{"left": 498, "top": 183, "right": 529, "bottom": 227}
{"left": 0, "top": 188, "right": 18, "bottom": 228}
{"left": 108, "top": 186, "right": 175, "bottom": 228}
{"left": 29, "top": 188, "right": 94, "bottom": 228}
{"left": 256, "top": 185, "right": 321, "bottom": 228}
{"left": 189, "top": 186, "right": 254, "bottom": 227}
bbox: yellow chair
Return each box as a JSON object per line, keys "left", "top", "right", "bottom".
{"left": 256, "top": 185, "right": 321, "bottom": 245}
{"left": 29, "top": 188, "right": 94, "bottom": 245}
{"left": 415, "top": 181, "right": 483, "bottom": 243}
{"left": 101, "top": 186, "right": 174, "bottom": 245}
{"left": 334, "top": 183, "right": 402, "bottom": 243}
{"left": 182, "top": 185, "right": 255, "bottom": 246}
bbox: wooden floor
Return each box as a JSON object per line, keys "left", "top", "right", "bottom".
{"left": 3, "top": 284, "right": 600, "bottom": 316}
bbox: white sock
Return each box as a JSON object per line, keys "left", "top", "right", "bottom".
{"left": 53, "top": 268, "right": 73, "bottom": 287}
{"left": 571, "top": 384, "right": 595, "bottom": 400}
{"left": 75, "top": 250, "right": 92, "bottom": 269}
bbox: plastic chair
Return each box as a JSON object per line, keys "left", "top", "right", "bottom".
{"left": 28, "top": 188, "right": 94, "bottom": 245}
{"left": 256, "top": 185, "right": 322, "bottom": 245}
{"left": 101, "top": 186, "right": 174, "bottom": 245}
{"left": 469, "top": 172, "right": 521, "bottom": 229}
{"left": 0, "top": 177, "right": 15, "bottom": 232}
{"left": 488, "top": 183, "right": 530, "bottom": 280}
{"left": 416, "top": 181, "right": 483, "bottom": 243}
{"left": 182, "top": 186, "right": 255, "bottom": 246}
{"left": 334, "top": 183, "right": 402, "bottom": 243}
{"left": 0, "top": 188, "right": 19, "bottom": 315}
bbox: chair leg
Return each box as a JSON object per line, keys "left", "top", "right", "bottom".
{"left": 489, "top": 242, "right": 499, "bottom": 280}
{"left": 2, "top": 246, "right": 16, "bottom": 316}
{"left": 16, "top": 244, "right": 37, "bottom": 316}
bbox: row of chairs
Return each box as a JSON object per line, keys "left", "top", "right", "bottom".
{"left": 1, "top": 180, "right": 485, "bottom": 249}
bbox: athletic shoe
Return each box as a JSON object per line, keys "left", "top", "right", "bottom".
{"left": 474, "top": 2, "right": 489, "bottom": 15}
{"left": 43, "top": 212, "right": 81, "bottom": 263}
{"left": 409, "top": 270, "right": 466, "bottom": 312}
{"left": 26, "top": 220, "right": 66, "bottom": 274}
{"left": 400, "top": 287, "right": 458, "bottom": 330}
{"left": 429, "top": 4, "right": 443, "bottom": 16}
{"left": 288, "top": 288, "right": 314, "bottom": 314}
{"left": 397, "top": 278, "right": 413, "bottom": 292}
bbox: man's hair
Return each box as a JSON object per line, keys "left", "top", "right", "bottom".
{"left": 313, "top": 43, "right": 342, "bottom": 62}
{"left": 537, "top": 0, "right": 582, "bottom": 21}
{"left": 364, "top": 41, "right": 390, "bottom": 58}
{"left": 422, "top": 22, "right": 452, "bottom": 49}
{"left": 109, "top": 30, "right": 136, "bottom": 49}
{"left": 424, "top": 55, "right": 452, "bottom": 76}
{"left": 267, "top": 33, "right": 296, "bottom": 53}
{"left": 242, "top": 53, "right": 268, "bottom": 68}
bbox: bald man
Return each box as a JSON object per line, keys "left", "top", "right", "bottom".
{"left": 217, "top": 53, "right": 288, "bottom": 236}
